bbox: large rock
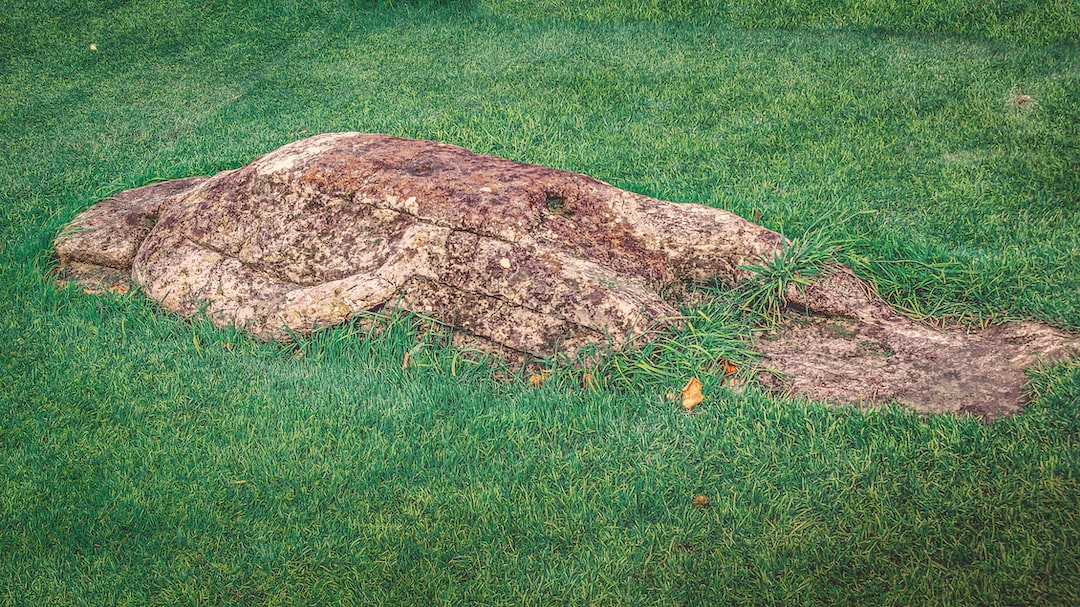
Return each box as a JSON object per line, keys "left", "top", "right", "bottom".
{"left": 56, "top": 132, "right": 785, "bottom": 356}
{"left": 55, "top": 132, "right": 1078, "bottom": 417}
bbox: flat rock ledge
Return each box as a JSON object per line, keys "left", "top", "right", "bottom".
{"left": 772, "top": 268, "right": 1077, "bottom": 418}
{"left": 54, "top": 132, "right": 1077, "bottom": 418}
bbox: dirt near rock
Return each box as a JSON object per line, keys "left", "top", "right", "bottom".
{"left": 756, "top": 268, "right": 1078, "bottom": 418}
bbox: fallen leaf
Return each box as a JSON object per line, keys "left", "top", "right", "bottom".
{"left": 681, "top": 377, "right": 704, "bottom": 410}
{"left": 89, "top": 43, "right": 97, "bottom": 51}
{"left": 693, "top": 494, "right": 710, "bottom": 507}
{"left": 718, "top": 359, "right": 739, "bottom": 386}
{"left": 1014, "top": 93, "right": 1035, "bottom": 106}
{"left": 401, "top": 342, "right": 424, "bottom": 370}
{"left": 108, "top": 283, "right": 130, "bottom": 295}
{"left": 529, "top": 369, "right": 552, "bottom": 387}
{"left": 231, "top": 480, "right": 246, "bottom": 485}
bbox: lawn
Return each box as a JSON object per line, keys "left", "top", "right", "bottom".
{"left": 1, "top": 0, "right": 1079, "bottom": 605}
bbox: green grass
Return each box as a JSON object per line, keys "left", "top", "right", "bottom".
{"left": 484, "top": 0, "right": 1080, "bottom": 46}
{"left": 2, "top": 0, "right": 1079, "bottom": 604}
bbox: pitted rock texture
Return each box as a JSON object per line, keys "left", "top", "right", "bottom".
{"left": 55, "top": 132, "right": 784, "bottom": 356}
{"left": 765, "top": 268, "right": 1078, "bottom": 418}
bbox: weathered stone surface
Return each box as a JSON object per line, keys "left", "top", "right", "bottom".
{"left": 762, "top": 267, "right": 1078, "bottom": 418}
{"left": 55, "top": 132, "right": 784, "bottom": 356}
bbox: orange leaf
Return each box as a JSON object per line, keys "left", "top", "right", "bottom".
{"left": 402, "top": 343, "right": 424, "bottom": 370}
{"left": 529, "top": 370, "right": 551, "bottom": 388}
{"left": 693, "top": 494, "right": 710, "bottom": 507}
{"left": 681, "top": 377, "right": 704, "bottom": 410}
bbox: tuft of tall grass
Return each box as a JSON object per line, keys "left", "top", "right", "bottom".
{"left": 738, "top": 229, "right": 846, "bottom": 324}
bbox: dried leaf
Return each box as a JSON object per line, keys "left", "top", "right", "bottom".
{"left": 529, "top": 369, "right": 551, "bottom": 387}
{"left": 402, "top": 343, "right": 424, "bottom": 370}
{"left": 692, "top": 494, "right": 710, "bottom": 507}
{"left": 681, "top": 377, "right": 704, "bottom": 410}
{"left": 716, "top": 359, "right": 744, "bottom": 391}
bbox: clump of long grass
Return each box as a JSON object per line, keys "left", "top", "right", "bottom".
{"left": 736, "top": 229, "right": 844, "bottom": 325}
